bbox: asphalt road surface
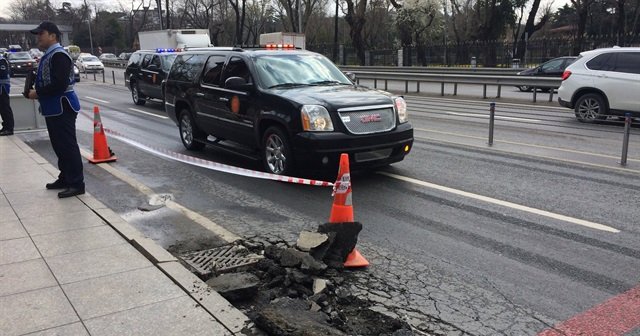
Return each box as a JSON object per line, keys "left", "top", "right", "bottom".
{"left": 11, "top": 69, "right": 640, "bottom": 335}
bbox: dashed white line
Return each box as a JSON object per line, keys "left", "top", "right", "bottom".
{"left": 378, "top": 171, "right": 620, "bottom": 233}
{"left": 128, "top": 108, "right": 169, "bottom": 119}
{"left": 85, "top": 96, "right": 110, "bottom": 104}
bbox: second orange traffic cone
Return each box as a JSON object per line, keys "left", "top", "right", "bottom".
{"left": 329, "top": 153, "right": 369, "bottom": 267}
{"left": 88, "top": 105, "right": 117, "bottom": 164}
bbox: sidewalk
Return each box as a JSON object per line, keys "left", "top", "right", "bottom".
{"left": 0, "top": 135, "right": 251, "bottom": 336}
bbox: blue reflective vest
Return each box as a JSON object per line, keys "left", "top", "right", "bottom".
{"left": 36, "top": 44, "right": 80, "bottom": 117}
{"left": 0, "top": 55, "right": 9, "bottom": 95}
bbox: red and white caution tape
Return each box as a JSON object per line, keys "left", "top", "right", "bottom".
{"left": 80, "top": 111, "right": 334, "bottom": 187}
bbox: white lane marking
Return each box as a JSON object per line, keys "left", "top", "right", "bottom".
{"left": 446, "top": 111, "right": 541, "bottom": 122}
{"left": 378, "top": 171, "right": 620, "bottom": 233}
{"left": 128, "top": 108, "right": 169, "bottom": 119}
{"left": 79, "top": 148, "right": 241, "bottom": 243}
{"left": 414, "top": 128, "right": 640, "bottom": 162}
{"left": 85, "top": 96, "right": 110, "bottom": 104}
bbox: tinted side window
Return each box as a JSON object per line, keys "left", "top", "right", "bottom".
{"left": 169, "top": 54, "right": 207, "bottom": 82}
{"left": 586, "top": 53, "right": 614, "bottom": 71}
{"left": 202, "top": 55, "right": 227, "bottom": 86}
{"left": 152, "top": 55, "right": 161, "bottom": 68}
{"left": 141, "top": 54, "right": 153, "bottom": 68}
{"left": 614, "top": 52, "right": 640, "bottom": 74}
{"left": 222, "top": 56, "right": 252, "bottom": 84}
{"left": 540, "top": 59, "right": 564, "bottom": 72}
{"left": 128, "top": 52, "right": 141, "bottom": 66}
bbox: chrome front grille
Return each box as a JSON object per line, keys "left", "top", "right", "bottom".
{"left": 338, "top": 104, "right": 396, "bottom": 135}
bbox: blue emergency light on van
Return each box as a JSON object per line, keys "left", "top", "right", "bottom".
{"left": 156, "top": 48, "right": 181, "bottom": 53}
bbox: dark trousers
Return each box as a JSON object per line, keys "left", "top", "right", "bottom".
{"left": 45, "top": 105, "right": 84, "bottom": 188}
{"left": 0, "top": 90, "right": 14, "bottom": 131}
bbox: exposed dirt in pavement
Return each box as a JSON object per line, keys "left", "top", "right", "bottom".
{"left": 174, "top": 236, "right": 428, "bottom": 336}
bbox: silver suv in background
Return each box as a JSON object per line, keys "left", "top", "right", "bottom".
{"left": 557, "top": 47, "right": 640, "bottom": 123}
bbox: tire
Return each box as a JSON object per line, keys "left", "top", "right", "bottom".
{"left": 262, "top": 126, "right": 295, "bottom": 175}
{"left": 179, "top": 110, "right": 205, "bottom": 150}
{"left": 131, "top": 82, "right": 146, "bottom": 106}
{"left": 517, "top": 86, "right": 532, "bottom": 92}
{"left": 574, "top": 93, "right": 608, "bottom": 123}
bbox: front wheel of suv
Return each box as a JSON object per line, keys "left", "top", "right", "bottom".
{"left": 574, "top": 93, "right": 608, "bottom": 123}
{"left": 131, "top": 82, "right": 146, "bottom": 106}
{"left": 262, "top": 126, "right": 295, "bottom": 176}
{"left": 179, "top": 110, "right": 205, "bottom": 150}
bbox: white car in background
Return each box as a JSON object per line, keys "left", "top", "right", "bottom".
{"left": 98, "top": 53, "right": 118, "bottom": 61}
{"left": 75, "top": 54, "right": 104, "bottom": 73}
{"left": 557, "top": 47, "right": 640, "bottom": 122}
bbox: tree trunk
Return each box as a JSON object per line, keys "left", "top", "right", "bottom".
{"left": 344, "top": 0, "right": 368, "bottom": 65}
{"left": 617, "top": 0, "right": 626, "bottom": 46}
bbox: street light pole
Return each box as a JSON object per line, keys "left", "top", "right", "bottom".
{"left": 84, "top": 0, "right": 94, "bottom": 54}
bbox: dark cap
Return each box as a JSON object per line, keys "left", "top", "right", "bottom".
{"left": 30, "top": 21, "right": 62, "bottom": 36}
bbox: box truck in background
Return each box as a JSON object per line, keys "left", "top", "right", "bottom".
{"left": 259, "top": 32, "right": 306, "bottom": 49}
{"left": 138, "top": 29, "right": 213, "bottom": 50}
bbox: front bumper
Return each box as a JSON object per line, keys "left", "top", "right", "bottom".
{"left": 10, "top": 65, "right": 34, "bottom": 75}
{"left": 292, "top": 123, "right": 414, "bottom": 172}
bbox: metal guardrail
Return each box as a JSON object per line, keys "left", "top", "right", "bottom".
{"left": 349, "top": 70, "right": 562, "bottom": 103}
{"left": 101, "top": 59, "right": 128, "bottom": 68}
{"left": 340, "top": 66, "right": 525, "bottom": 76}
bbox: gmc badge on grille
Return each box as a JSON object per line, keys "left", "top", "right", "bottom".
{"left": 360, "top": 114, "right": 382, "bottom": 123}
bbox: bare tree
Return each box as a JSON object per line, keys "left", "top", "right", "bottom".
{"left": 9, "top": 0, "right": 57, "bottom": 21}
{"left": 570, "top": 0, "right": 596, "bottom": 54}
{"left": 392, "top": 0, "right": 438, "bottom": 64}
{"left": 243, "top": 0, "right": 274, "bottom": 44}
{"left": 514, "top": 0, "right": 550, "bottom": 60}
{"left": 344, "top": 0, "right": 368, "bottom": 65}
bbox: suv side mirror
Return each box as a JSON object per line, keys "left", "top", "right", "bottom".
{"left": 225, "top": 76, "right": 253, "bottom": 91}
{"left": 344, "top": 72, "right": 357, "bottom": 82}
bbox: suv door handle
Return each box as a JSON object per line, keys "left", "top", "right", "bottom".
{"left": 219, "top": 97, "right": 229, "bottom": 102}
{"left": 195, "top": 92, "right": 205, "bottom": 97}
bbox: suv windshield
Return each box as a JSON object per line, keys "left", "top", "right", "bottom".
{"left": 8, "top": 52, "right": 32, "bottom": 60}
{"left": 254, "top": 54, "right": 352, "bottom": 89}
{"left": 82, "top": 56, "right": 100, "bottom": 62}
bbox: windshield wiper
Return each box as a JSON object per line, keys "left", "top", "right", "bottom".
{"left": 309, "top": 80, "right": 344, "bottom": 85}
{"left": 268, "top": 83, "right": 308, "bottom": 89}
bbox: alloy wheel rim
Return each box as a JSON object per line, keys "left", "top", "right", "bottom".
{"left": 181, "top": 116, "right": 193, "bottom": 145}
{"left": 265, "top": 135, "right": 286, "bottom": 174}
{"left": 578, "top": 98, "right": 600, "bottom": 120}
{"left": 132, "top": 86, "right": 138, "bottom": 102}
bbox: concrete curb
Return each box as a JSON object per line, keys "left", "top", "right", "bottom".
{"left": 85, "top": 196, "right": 253, "bottom": 335}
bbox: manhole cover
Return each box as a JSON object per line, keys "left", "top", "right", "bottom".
{"left": 180, "top": 245, "right": 263, "bottom": 276}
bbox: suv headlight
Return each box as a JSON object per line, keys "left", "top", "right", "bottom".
{"left": 301, "top": 105, "right": 334, "bottom": 131}
{"left": 394, "top": 97, "right": 408, "bottom": 123}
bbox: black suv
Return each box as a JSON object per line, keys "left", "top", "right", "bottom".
{"left": 164, "top": 47, "right": 413, "bottom": 175}
{"left": 125, "top": 49, "right": 178, "bottom": 105}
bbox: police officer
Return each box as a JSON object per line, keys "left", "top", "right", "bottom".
{"left": 28, "top": 21, "right": 84, "bottom": 198}
{"left": 0, "top": 52, "right": 14, "bottom": 136}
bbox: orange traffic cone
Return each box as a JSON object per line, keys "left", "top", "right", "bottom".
{"left": 88, "top": 105, "right": 117, "bottom": 164}
{"left": 329, "top": 153, "right": 369, "bottom": 267}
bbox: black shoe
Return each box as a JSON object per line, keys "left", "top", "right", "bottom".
{"left": 46, "top": 180, "right": 67, "bottom": 190}
{"left": 58, "top": 187, "right": 85, "bottom": 198}
{"left": 0, "top": 129, "right": 13, "bottom": 136}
